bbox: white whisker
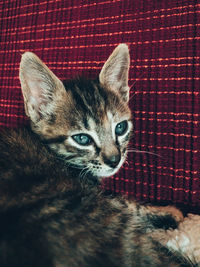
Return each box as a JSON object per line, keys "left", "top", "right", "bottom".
{"left": 81, "top": 167, "right": 91, "bottom": 182}
{"left": 127, "top": 149, "right": 162, "bottom": 158}
{"left": 79, "top": 166, "right": 89, "bottom": 178}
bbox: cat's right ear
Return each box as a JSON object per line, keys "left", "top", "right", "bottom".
{"left": 19, "top": 52, "right": 66, "bottom": 123}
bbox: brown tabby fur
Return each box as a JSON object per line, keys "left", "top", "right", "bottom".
{"left": 0, "top": 44, "right": 195, "bottom": 266}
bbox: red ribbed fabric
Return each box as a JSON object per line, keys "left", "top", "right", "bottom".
{"left": 0, "top": 0, "right": 199, "bottom": 210}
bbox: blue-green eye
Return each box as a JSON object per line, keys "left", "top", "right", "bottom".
{"left": 115, "top": 121, "right": 128, "bottom": 136}
{"left": 72, "top": 134, "right": 92, "bottom": 146}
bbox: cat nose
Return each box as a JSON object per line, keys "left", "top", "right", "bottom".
{"left": 103, "top": 154, "right": 121, "bottom": 168}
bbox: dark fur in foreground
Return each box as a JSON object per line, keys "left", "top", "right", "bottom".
{"left": 0, "top": 129, "right": 194, "bottom": 266}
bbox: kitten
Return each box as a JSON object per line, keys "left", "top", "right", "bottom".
{"left": 0, "top": 44, "right": 194, "bottom": 266}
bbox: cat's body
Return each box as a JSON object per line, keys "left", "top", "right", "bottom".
{"left": 0, "top": 44, "right": 195, "bottom": 266}
{"left": 0, "top": 128, "right": 193, "bottom": 267}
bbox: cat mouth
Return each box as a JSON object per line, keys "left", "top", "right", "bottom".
{"left": 77, "top": 165, "right": 118, "bottom": 180}
{"left": 93, "top": 158, "right": 126, "bottom": 178}
{"left": 95, "top": 169, "right": 117, "bottom": 178}
{"left": 73, "top": 155, "right": 126, "bottom": 180}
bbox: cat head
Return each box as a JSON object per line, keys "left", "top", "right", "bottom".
{"left": 19, "top": 44, "right": 132, "bottom": 179}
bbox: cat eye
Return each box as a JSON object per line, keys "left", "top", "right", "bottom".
{"left": 115, "top": 120, "right": 128, "bottom": 136}
{"left": 72, "top": 134, "right": 93, "bottom": 146}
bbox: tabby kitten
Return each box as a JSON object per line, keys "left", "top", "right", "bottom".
{"left": 0, "top": 44, "right": 194, "bottom": 266}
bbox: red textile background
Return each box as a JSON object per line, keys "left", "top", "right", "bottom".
{"left": 0, "top": 0, "right": 200, "bottom": 211}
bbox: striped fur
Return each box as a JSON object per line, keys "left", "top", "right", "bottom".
{"left": 0, "top": 44, "right": 196, "bottom": 266}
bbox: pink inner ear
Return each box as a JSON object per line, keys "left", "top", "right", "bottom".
{"left": 26, "top": 76, "right": 49, "bottom": 117}
{"left": 27, "top": 79, "right": 42, "bottom": 100}
{"left": 28, "top": 76, "right": 50, "bottom": 100}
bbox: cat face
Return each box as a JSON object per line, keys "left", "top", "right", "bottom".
{"left": 19, "top": 44, "right": 132, "bottom": 178}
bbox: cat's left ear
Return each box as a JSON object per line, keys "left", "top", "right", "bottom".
{"left": 19, "top": 52, "right": 66, "bottom": 124}
{"left": 99, "top": 44, "right": 130, "bottom": 102}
